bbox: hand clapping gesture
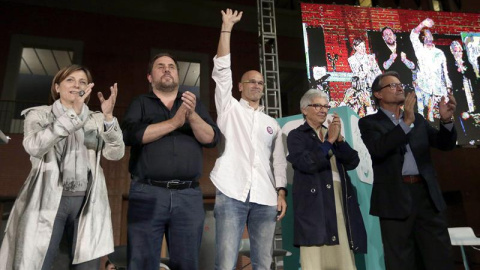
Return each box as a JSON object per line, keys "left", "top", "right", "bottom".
{"left": 403, "top": 91, "right": 416, "bottom": 126}
{"left": 439, "top": 92, "right": 456, "bottom": 123}
{"left": 181, "top": 91, "right": 197, "bottom": 120}
{"left": 327, "top": 113, "right": 342, "bottom": 144}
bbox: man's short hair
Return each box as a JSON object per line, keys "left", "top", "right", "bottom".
{"left": 148, "top": 52, "right": 179, "bottom": 74}
{"left": 371, "top": 71, "right": 401, "bottom": 108}
{"left": 381, "top": 26, "right": 394, "bottom": 35}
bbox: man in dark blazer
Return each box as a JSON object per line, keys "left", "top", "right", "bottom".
{"left": 358, "top": 71, "right": 457, "bottom": 270}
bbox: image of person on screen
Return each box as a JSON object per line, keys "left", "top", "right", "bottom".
{"left": 348, "top": 37, "right": 381, "bottom": 114}
{"left": 377, "top": 27, "right": 416, "bottom": 88}
{"left": 411, "top": 18, "right": 452, "bottom": 122}
{"left": 340, "top": 76, "right": 371, "bottom": 117}
{"left": 449, "top": 41, "right": 475, "bottom": 113}
{"left": 348, "top": 38, "right": 382, "bottom": 92}
{"left": 359, "top": 71, "right": 457, "bottom": 270}
{"left": 464, "top": 35, "right": 480, "bottom": 78}
{"left": 447, "top": 40, "right": 479, "bottom": 144}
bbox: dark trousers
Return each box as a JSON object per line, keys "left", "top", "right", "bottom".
{"left": 127, "top": 180, "right": 205, "bottom": 270}
{"left": 380, "top": 182, "right": 454, "bottom": 270}
{"left": 42, "top": 196, "right": 100, "bottom": 270}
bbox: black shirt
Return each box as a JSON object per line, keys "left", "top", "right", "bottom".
{"left": 375, "top": 34, "right": 418, "bottom": 87}
{"left": 122, "top": 91, "right": 219, "bottom": 181}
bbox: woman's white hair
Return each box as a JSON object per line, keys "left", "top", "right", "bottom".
{"left": 300, "top": 89, "right": 329, "bottom": 110}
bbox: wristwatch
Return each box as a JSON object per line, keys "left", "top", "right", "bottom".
{"left": 276, "top": 187, "right": 288, "bottom": 197}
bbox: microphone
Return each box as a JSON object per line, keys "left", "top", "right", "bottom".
{"left": 69, "top": 90, "right": 85, "bottom": 97}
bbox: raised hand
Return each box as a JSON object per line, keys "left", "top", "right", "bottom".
{"left": 439, "top": 92, "right": 456, "bottom": 122}
{"left": 98, "top": 83, "right": 118, "bottom": 122}
{"left": 73, "top": 83, "right": 93, "bottom": 115}
{"left": 221, "top": 9, "right": 243, "bottom": 31}
{"left": 422, "top": 18, "right": 434, "bottom": 28}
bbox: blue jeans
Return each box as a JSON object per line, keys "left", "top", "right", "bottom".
{"left": 214, "top": 191, "right": 277, "bottom": 270}
{"left": 42, "top": 196, "right": 100, "bottom": 270}
{"left": 127, "top": 180, "right": 205, "bottom": 270}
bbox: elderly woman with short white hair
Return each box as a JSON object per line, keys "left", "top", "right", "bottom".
{"left": 286, "top": 89, "right": 367, "bottom": 270}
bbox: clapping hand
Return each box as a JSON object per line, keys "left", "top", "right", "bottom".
{"left": 439, "top": 92, "right": 456, "bottom": 122}
{"left": 403, "top": 91, "right": 416, "bottom": 126}
{"left": 181, "top": 91, "right": 197, "bottom": 120}
{"left": 327, "top": 113, "right": 342, "bottom": 144}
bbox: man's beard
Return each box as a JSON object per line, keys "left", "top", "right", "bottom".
{"left": 385, "top": 39, "right": 396, "bottom": 46}
{"left": 155, "top": 79, "right": 178, "bottom": 92}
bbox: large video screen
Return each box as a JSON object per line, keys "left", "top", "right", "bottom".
{"left": 302, "top": 3, "right": 480, "bottom": 146}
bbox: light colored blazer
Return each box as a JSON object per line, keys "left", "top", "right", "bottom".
{"left": 0, "top": 105, "right": 124, "bottom": 269}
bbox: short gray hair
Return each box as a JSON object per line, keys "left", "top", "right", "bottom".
{"left": 371, "top": 71, "right": 400, "bottom": 108}
{"left": 300, "top": 89, "right": 329, "bottom": 110}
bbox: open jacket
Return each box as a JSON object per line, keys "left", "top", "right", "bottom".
{"left": 358, "top": 110, "right": 456, "bottom": 218}
{"left": 287, "top": 121, "right": 367, "bottom": 253}
{"left": 0, "top": 105, "right": 124, "bottom": 269}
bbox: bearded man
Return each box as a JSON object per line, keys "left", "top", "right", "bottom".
{"left": 122, "top": 53, "right": 220, "bottom": 270}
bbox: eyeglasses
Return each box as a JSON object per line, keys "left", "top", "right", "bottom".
{"left": 242, "top": 80, "right": 264, "bottom": 86}
{"left": 379, "top": 83, "right": 405, "bottom": 91}
{"left": 307, "top": 103, "right": 331, "bottom": 111}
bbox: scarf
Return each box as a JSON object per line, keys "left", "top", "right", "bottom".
{"left": 52, "top": 100, "right": 90, "bottom": 194}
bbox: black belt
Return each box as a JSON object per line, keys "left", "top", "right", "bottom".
{"left": 133, "top": 177, "right": 199, "bottom": 190}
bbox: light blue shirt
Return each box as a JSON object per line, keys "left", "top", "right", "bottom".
{"left": 380, "top": 108, "right": 419, "bottom": 176}
{"left": 380, "top": 108, "right": 454, "bottom": 176}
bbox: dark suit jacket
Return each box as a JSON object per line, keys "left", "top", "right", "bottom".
{"left": 358, "top": 110, "right": 456, "bottom": 219}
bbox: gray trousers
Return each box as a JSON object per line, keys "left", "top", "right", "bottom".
{"left": 41, "top": 196, "right": 100, "bottom": 270}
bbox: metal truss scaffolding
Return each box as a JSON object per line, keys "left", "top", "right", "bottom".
{"left": 257, "top": 0, "right": 282, "bottom": 118}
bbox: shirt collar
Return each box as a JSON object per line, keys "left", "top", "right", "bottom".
{"left": 146, "top": 90, "right": 183, "bottom": 100}
{"left": 297, "top": 120, "right": 327, "bottom": 132}
{"left": 239, "top": 98, "right": 264, "bottom": 112}
{"left": 379, "top": 107, "right": 404, "bottom": 121}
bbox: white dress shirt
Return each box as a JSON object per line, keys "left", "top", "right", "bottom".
{"left": 210, "top": 54, "right": 287, "bottom": 206}
{"left": 411, "top": 30, "right": 452, "bottom": 96}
